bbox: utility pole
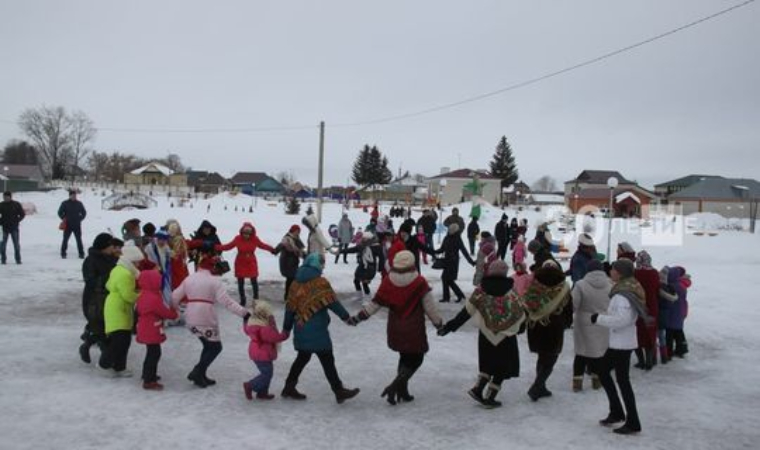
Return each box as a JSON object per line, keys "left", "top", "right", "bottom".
{"left": 317, "top": 121, "right": 325, "bottom": 223}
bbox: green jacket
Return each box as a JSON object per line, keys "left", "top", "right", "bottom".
{"left": 104, "top": 265, "right": 139, "bottom": 334}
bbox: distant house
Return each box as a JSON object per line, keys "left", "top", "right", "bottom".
{"left": 667, "top": 177, "right": 760, "bottom": 219}
{"left": 427, "top": 168, "right": 502, "bottom": 206}
{"left": 503, "top": 181, "right": 531, "bottom": 205}
{"left": 124, "top": 162, "right": 187, "bottom": 187}
{"left": 565, "top": 170, "right": 655, "bottom": 218}
{"left": 379, "top": 173, "right": 429, "bottom": 203}
{"left": 654, "top": 174, "right": 722, "bottom": 198}
{"left": 186, "top": 170, "right": 229, "bottom": 194}
{"left": 1, "top": 164, "right": 44, "bottom": 192}
{"left": 527, "top": 192, "right": 565, "bottom": 206}
{"left": 230, "top": 172, "right": 285, "bottom": 196}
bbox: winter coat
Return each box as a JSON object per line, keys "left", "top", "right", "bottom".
{"left": 303, "top": 215, "right": 332, "bottom": 256}
{"left": 466, "top": 219, "right": 480, "bottom": 240}
{"left": 634, "top": 267, "right": 660, "bottom": 348}
{"left": 494, "top": 220, "right": 510, "bottom": 244}
{"left": 337, "top": 217, "right": 354, "bottom": 244}
{"left": 447, "top": 276, "right": 522, "bottom": 345}
{"left": 530, "top": 247, "right": 557, "bottom": 273}
{"left": 571, "top": 270, "right": 612, "bottom": 358}
{"left": 362, "top": 270, "right": 442, "bottom": 354}
{"left": 244, "top": 321, "right": 289, "bottom": 362}
{"left": 570, "top": 249, "right": 595, "bottom": 284}
{"left": 443, "top": 214, "right": 465, "bottom": 235}
{"left": 0, "top": 199, "right": 25, "bottom": 231}
{"left": 276, "top": 232, "right": 305, "bottom": 279}
{"left": 596, "top": 293, "right": 638, "bottom": 350}
{"left": 526, "top": 268, "right": 572, "bottom": 355}
{"left": 103, "top": 264, "right": 140, "bottom": 334}
{"left": 57, "top": 199, "right": 86, "bottom": 229}
{"left": 136, "top": 270, "right": 178, "bottom": 345}
{"left": 217, "top": 223, "right": 274, "bottom": 279}
{"left": 418, "top": 214, "right": 436, "bottom": 235}
{"left": 512, "top": 241, "right": 526, "bottom": 266}
{"left": 344, "top": 243, "right": 377, "bottom": 281}
{"left": 661, "top": 267, "right": 687, "bottom": 330}
{"left": 511, "top": 272, "right": 533, "bottom": 297}
{"left": 435, "top": 233, "right": 475, "bottom": 281}
{"left": 81, "top": 247, "right": 117, "bottom": 330}
{"left": 284, "top": 300, "right": 349, "bottom": 352}
{"left": 171, "top": 269, "right": 248, "bottom": 342}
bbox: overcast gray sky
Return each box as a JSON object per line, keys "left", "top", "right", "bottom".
{"left": 1, "top": 0, "right": 758, "bottom": 188}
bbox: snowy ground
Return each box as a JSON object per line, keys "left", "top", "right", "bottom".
{"left": 1, "top": 189, "right": 759, "bottom": 450}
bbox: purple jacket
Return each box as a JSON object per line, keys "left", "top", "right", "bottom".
{"left": 662, "top": 267, "right": 687, "bottom": 330}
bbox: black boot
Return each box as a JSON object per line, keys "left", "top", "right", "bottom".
{"left": 481, "top": 383, "right": 503, "bottom": 409}
{"left": 633, "top": 349, "right": 646, "bottom": 369}
{"left": 281, "top": 384, "right": 307, "bottom": 400}
{"left": 79, "top": 342, "right": 91, "bottom": 364}
{"left": 334, "top": 386, "right": 360, "bottom": 404}
{"left": 187, "top": 368, "right": 209, "bottom": 388}
{"left": 645, "top": 348, "right": 655, "bottom": 371}
{"left": 468, "top": 373, "right": 490, "bottom": 404}
{"left": 381, "top": 382, "right": 398, "bottom": 405}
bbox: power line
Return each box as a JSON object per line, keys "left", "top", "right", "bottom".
{"left": 1, "top": 0, "right": 755, "bottom": 134}
{"left": 330, "top": 0, "right": 757, "bottom": 128}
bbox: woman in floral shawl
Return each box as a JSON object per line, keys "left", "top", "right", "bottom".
{"left": 439, "top": 259, "right": 525, "bottom": 408}
{"left": 281, "top": 253, "right": 360, "bottom": 404}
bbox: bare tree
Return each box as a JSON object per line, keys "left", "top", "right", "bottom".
{"left": 68, "top": 110, "right": 97, "bottom": 171}
{"left": 531, "top": 175, "right": 559, "bottom": 192}
{"left": 164, "top": 153, "right": 185, "bottom": 173}
{"left": 18, "top": 106, "right": 72, "bottom": 179}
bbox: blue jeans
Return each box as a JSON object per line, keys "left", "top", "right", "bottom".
{"left": 250, "top": 361, "right": 274, "bottom": 393}
{"left": 1, "top": 228, "right": 20, "bottom": 263}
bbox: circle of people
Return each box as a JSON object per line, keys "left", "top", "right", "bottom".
{"left": 76, "top": 204, "right": 691, "bottom": 436}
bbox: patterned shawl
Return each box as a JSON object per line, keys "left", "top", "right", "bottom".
{"left": 520, "top": 278, "right": 571, "bottom": 325}
{"left": 467, "top": 288, "right": 525, "bottom": 339}
{"left": 610, "top": 277, "right": 653, "bottom": 324}
{"left": 286, "top": 276, "right": 337, "bottom": 325}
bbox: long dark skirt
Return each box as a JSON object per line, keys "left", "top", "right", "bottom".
{"left": 479, "top": 332, "right": 519, "bottom": 380}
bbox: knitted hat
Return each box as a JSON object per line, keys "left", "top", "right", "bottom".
{"left": 578, "top": 233, "right": 595, "bottom": 247}
{"left": 393, "top": 250, "right": 416, "bottom": 271}
{"left": 618, "top": 241, "right": 636, "bottom": 254}
{"left": 448, "top": 223, "right": 460, "bottom": 234}
{"left": 611, "top": 259, "right": 635, "bottom": 278}
{"left": 635, "top": 250, "right": 653, "bottom": 269}
{"left": 92, "top": 233, "right": 114, "bottom": 251}
{"left": 155, "top": 229, "right": 170, "bottom": 241}
{"left": 110, "top": 238, "right": 124, "bottom": 248}
{"left": 586, "top": 259, "right": 604, "bottom": 273}
{"left": 303, "top": 253, "right": 323, "bottom": 271}
{"left": 527, "top": 240, "right": 542, "bottom": 253}
{"left": 121, "top": 244, "right": 144, "bottom": 263}
{"left": 142, "top": 222, "right": 156, "bottom": 236}
{"left": 486, "top": 259, "right": 508, "bottom": 277}
{"left": 289, "top": 224, "right": 301, "bottom": 234}
{"left": 501, "top": 213, "right": 508, "bottom": 220}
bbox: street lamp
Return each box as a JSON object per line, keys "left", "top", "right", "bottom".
{"left": 606, "top": 177, "right": 619, "bottom": 262}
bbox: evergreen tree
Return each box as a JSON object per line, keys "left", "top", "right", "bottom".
{"left": 285, "top": 197, "right": 301, "bottom": 215}
{"left": 489, "top": 136, "right": 519, "bottom": 188}
{"left": 351, "top": 145, "right": 372, "bottom": 187}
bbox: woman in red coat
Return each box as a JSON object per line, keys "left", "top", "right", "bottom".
{"left": 217, "top": 222, "right": 275, "bottom": 306}
{"left": 136, "top": 269, "right": 179, "bottom": 390}
{"left": 634, "top": 250, "right": 660, "bottom": 370}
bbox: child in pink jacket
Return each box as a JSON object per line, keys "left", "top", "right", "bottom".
{"left": 512, "top": 235, "right": 527, "bottom": 267}
{"left": 243, "top": 300, "right": 289, "bottom": 400}
{"left": 510, "top": 262, "right": 534, "bottom": 297}
{"left": 136, "top": 269, "right": 179, "bottom": 390}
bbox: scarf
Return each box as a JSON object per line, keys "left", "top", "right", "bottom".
{"left": 117, "top": 257, "right": 141, "bottom": 280}
{"left": 610, "top": 277, "right": 653, "bottom": 325}
{"left": 467, "top": 288, "right": 525, "bottom": 339}
{"left": 373, "top": 274, "right": 430, "bottom": 319}
{"left": 521, "top": 278, "right": 571, "bottom": 325}
{"left": 286, "top": 277, "right": 337, "bottom": 325}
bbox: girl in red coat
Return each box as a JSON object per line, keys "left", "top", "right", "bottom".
{"left": 217, "top": 222, "right": 275, "bottom": 306}
{"left": 136, "top": 269, "right": 179, "bottom": 390}
{"left": 242, "top": 300, "right": 289, "bottom": 400}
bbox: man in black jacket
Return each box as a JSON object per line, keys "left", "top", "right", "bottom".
{"left": 0, "top": 191, "right": 25, "bottom": 264}
{"left": 417, "top": 209, "right": 437, "bottom": 253}
{"left": 494, "top": 214, "right": 510, "bottom": 261}
{"left": 79, "top": 233, "right": 119, "bottom": 363}
{"left": 58, "top": 190, "right": 87, "bottom": 259}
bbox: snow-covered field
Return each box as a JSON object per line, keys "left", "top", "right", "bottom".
{"left": 2, "top": 189, "right": 759, "bottom": 450}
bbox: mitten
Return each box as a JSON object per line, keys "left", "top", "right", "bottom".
{"left": 590, "top": 313, "right": 599, "bottom": 324}
{"left": 437, "top": 323, "right": 452, "bottom": 336}
{"left": 345, "top": 316, "right": 360, "bottom": 326}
